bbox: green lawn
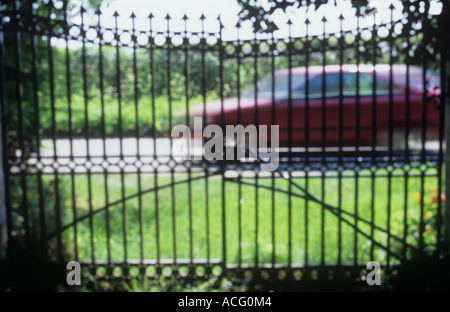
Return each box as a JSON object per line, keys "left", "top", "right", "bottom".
{"left": 20, "top": 167, "right": 440, "bottom": 268}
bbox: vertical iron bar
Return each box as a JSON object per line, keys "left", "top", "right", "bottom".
{"left": 403, "top": 173, "right": 409, "bottom": 258}
{"left": 304, "top": 19, "right": 310, "bottom": 165}
{"left": 238, "top": 175, "right": 242, "bottom": 268}
{"left": 271, "top": 171, "right": 275, "bottom": 266}
{"left": 236, "top": 23, "right": 243, "bottom": 268}
{"left": 337, "top": 14, "right": 344, "bottom": 266}
{"left": 0, "top": 4, "right": 12, "bottom": 262}
{"left": 419, "top": 31, "right": 429, "bottom": 253}
{"left": 386, "top": 172, "right": 392, "bottom": 263}
{"left": 81, "top": 7, "right": 94, "bottom": 264}
{"left": 218, "top": 15, "right": 226, "bottom": 267}
{"left": 304, "top": 19, "right": 310, "bottom": 267}
{"left": 96, "top": 10, "right": 110, "bottom": 265}
{"left": 148, "top": 13, "right": 161, "bottom": 263}
{"left": 386, "top": 4, "right": 395, "bottom": 266}
{"left": 65, "top": 4, "right": 78, "bottom": 261}
{"left": 131, "top": 12, "right": 144, "bottom": 267}
{"left": 30, "top": 1, "right": 46, "bottom": 258}
{"left": 404, "top": 15, "right": 411, "bottom": 166}
{"left": 47, "top": 1, "right": 62, "bottom": 262}
{"left": 353, "top": 10, "right": 361, "bottom": 266}
{"left": 287, "top": 20, "right": 292, "bottom": 267}
{"left": 165, "top": 14, "right": 174, "bottom": 265}
{"left": 113, "top": 11, "right": 127, "bottom": 263}
{"left": 320, "top": 16, "right": 327, "bottom": 266}
{"left": 252, "top": 29, "right": 258, "bottom": 268}
{"left": 200, "top": 14, "right": 210, "bottom": 263}
{"left": 388, "top": 5, "right": 395, "bottom": 163}
{"left": 270, "top": 31, "right": 275, "bottom": 269}
{"left": 80, "top": 7, "right": 95, "bottom": 264}
{"left": 13, "top": 0, "right": 29, "bottom": 250}
{"left": 403, "top": 7, "right": 412, "bottom": 258}
{"left": 445, "top": 3, "right": 450, "bottom": 248}
{"left": 443, "top": 0, "right": 450, "bottom": 249}
{"left": 182, "top": 15, "right": 194, "bottom": 265}
{"left": 437, "top": 12, "right": 448, "bottom": 250}
{"left": 370, "top": 13, "right": 377, "bottom": 261}
{"left": 287, "top": 20, "right": 292, "bottom": 159}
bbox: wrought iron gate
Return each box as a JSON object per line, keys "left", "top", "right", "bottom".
{"left": 0, "top": 0, "right": 449, "bottom": 289}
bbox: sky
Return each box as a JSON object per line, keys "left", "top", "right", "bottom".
{"left": 62, "top": 0, "right": 443, "bottom": 45}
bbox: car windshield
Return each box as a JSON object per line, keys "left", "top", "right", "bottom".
{"left": 242, "top": 71, "right": 394, "bottom": 99}
{"left": 242, "top": 72, "right": 306, "bottom": 99}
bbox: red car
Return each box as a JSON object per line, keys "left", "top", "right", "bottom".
{"left": 202, "top": 64, "right": 441, "bottom": 150}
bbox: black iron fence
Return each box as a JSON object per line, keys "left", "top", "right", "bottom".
{"left": 0, "top": 0, "right": 449, "bottom": 289}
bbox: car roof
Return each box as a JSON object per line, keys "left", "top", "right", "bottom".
{"left": 276, "top": 64, "right": 408, "bottom": 75}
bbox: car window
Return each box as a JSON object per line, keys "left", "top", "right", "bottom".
{"left": 308, "top": 72, "right": 397, "bottom": 98}
{"left": 243, "top": 70, "right": 402, "bottom": 100}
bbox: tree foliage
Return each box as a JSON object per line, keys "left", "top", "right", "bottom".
{"left": 235, "top": 0, "right": 445, "bottom": 33}
{"left": 235, "top": 0, "right": 450, "bottom": 77}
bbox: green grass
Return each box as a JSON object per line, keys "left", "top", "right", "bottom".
{"left": 17, "top": 167, "right": 441, "bottom": 268}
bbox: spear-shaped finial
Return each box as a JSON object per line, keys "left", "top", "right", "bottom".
{"left": 217, "top": 14, "right": 224, "bottom": 29}
{"left": 47, "top": 0, "right": 55, "bottom": 9}
{"left": 356, "top": 7, "right": 363, "bottom": 17}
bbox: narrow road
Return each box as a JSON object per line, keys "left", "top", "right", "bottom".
{"left": 19, "top": 138, "right": 443, "bottom": 174}
{"left": 26, "top": 138, "right": 203, "bottom": 174}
